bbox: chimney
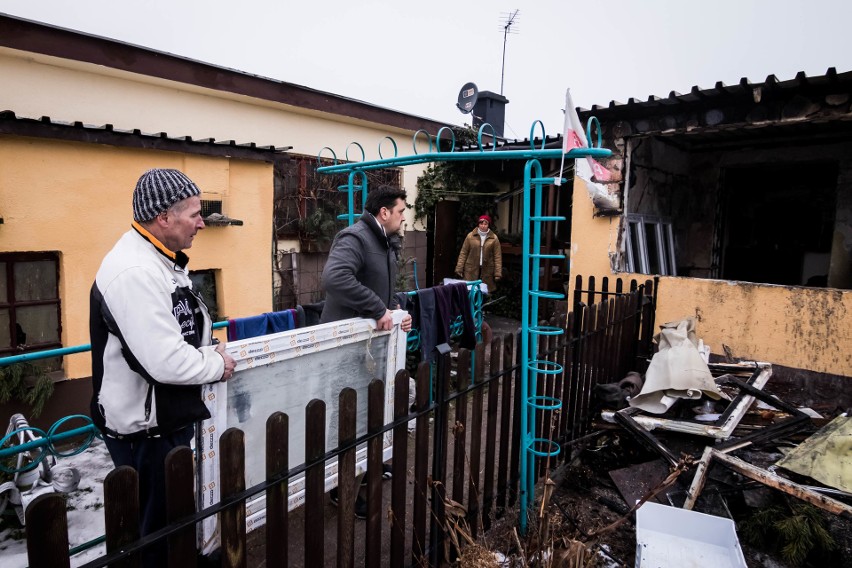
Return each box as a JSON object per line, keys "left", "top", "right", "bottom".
{"left": 472, "top": 91, "right": 509, "bottom": 138}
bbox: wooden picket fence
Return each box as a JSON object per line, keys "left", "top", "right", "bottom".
{"left": 24, "top": 275, "right": 655, "bottom": 568}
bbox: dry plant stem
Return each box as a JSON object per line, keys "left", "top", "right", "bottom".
{"left": 536, "top": 415, "right": 560, "bottom": 534}
{"left": 539, "top": 478, "right": 556, "bottom": 543}
{"left": 512, "top": 527, "right": 528, "bottom": 568}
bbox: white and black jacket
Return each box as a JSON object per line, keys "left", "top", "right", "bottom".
{"left": 89, "top": 223, "right": 224, "bottom": 439}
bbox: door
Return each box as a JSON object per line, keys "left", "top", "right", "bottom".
{"left": 432, "top": 200, "right": 460, "bottom": 284}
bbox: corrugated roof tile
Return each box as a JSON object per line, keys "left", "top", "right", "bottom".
{"left": 0, "top": 112, "right": 289, "bottom": 155}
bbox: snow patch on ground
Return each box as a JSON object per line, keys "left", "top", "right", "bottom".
{"left": 1, "top": 438, "right": 111, "bottom": 567}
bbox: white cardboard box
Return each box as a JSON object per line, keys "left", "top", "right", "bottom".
{"left": 635, "top": 502, "right": 747, "bottom": 567}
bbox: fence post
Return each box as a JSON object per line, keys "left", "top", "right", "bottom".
{"left": 165, "top": 446, "right": 196, "bottom": 567}
{"left": 412, "top": 361, "right": 431, "bottom": 567}
{"left": 559, "top": 312, "right": 575, "bottom": 448}
{"left": 220, "top": 428, "right": 246, "bottom": 568}
{"left": 641, "top": 278, "right": 658, "bottom": 365}
{"left": 365, "top": 378, "right": 385, "bottom": 568}
{"left": 265, "top": 412, "right": 289, "bottom": 568}
{"left": 452, "top": 348, "right": 471, "bottom": 506}
{"left": 573, "top": 275, "right": 583, "bottom": 311}
{"left": 482, "top": 334, "right": 502, "bottom": 530}
{"left": 496, "top": 332, "right": 515, "bottom": 512}
{"left": 467, "top": 341, "right": 486, "bottom": 539}
{"left": 430, "top": 343, "right": 452, "bottom": 567}
{"left": 25, "top": 493, "right": 70, "bottom": 568}
{"left": 337, "top": 388, "right": 357, "bottom": 568}
{"left": 390, "top": 369, "right": 411, "bottom": 567}
{"left": 508, "top": 332, "right": 522, "bottom": 508}
{"left": 103, "top": 465, "right": 140, "bottom": 568}
{"left": 304, "top": 399, "right": 326, "bottom": 568}
{"left": 586, "top": 275, "right": 596, "bottom": 306}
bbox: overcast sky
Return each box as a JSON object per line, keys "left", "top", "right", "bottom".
{"left": 3, "top": 0, "right": 852, "bottom": 140}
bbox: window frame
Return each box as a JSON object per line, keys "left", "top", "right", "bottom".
{"left": 625, "top": 215, "right": 677, "bottom": 276}
{"left": 0, "top": 252, "right": 63, "bottom": 357}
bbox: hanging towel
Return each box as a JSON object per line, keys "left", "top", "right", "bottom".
{"left": 227, "top": 314, "right": 270, "bottom": 341}
{"left": 228, "top": 310, "right": 297, "bottom": 341}
{"left": 432, "top": 282, "right": 476, "bottom": 351}
{"left": 415, "top": 288, "right": 439, "bottom": 362}
{"left": 449, "top": 282, "right": 476, "bottom": 349}
{"left": 267, "top": 309, "right": 296, "bottom": 333}
{"left": 434, "top": 284, "right": 455, "bottom": 346}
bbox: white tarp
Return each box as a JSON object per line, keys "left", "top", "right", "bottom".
{"left": 629, "top": 318, "right": 727, "bottom": 414}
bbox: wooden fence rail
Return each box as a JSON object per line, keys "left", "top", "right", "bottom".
{"left": 24, "top": 275, "right": 654, "bottom": 567}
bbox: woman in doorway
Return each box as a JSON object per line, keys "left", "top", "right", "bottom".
{"left": 455, "top": 214, "right": 502, "bottom": 294}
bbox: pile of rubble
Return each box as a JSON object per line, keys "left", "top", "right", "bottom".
{"left": 497, "top": 318, "right": 852, "bottom": 567}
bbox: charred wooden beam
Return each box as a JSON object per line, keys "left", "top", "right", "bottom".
{"left": 613, "top": 408, "right": 679, "bottom": 467}
{"left": 684, "top": 447, "right": 852, "bottom": 518}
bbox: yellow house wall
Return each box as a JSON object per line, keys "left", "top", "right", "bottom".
{"left": 0, "top": 136, "right": 273, "bottom": 378}
{"left": 567, "top": 179, "right": 622, "bottom": 279}
{"left": 653, "top": 278, "right": 851, "bottom": 375}
{"left": 1, "top": 47, "right": 432, "bottom": 232}
{"left": 567, "top": 179, "right": 852, "bottom": 376}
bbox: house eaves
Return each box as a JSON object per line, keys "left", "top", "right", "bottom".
{"left": 453, "top": 69, "right": 852, "bottom": 151}
{"left": 0, "top": 110, "right": 292, "bottom": 162}
{"left": 0, "top": 13, "right": 450, "bottom": 135}
{"left": 576, "top": 68, "right": 852, "bottom": 127}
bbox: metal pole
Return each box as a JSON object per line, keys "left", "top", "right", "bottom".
{"left": 499, "top": 9, "right": 518, "bottom": 96}
{"left": 501, "top": 26, "right": 508, "bottom": 96}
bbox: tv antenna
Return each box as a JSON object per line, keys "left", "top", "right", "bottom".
{"left": 499, "top": 9, "right": 520, "bottom": 96}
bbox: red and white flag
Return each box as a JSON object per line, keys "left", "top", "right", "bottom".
{"left": 562, "top": 88, "right": 611, "bottom": 182}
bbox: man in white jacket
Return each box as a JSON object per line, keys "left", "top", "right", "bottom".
{"left": 90, "top": 168, "right": 235, "bottom": 565}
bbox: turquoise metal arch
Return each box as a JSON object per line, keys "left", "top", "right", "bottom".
{"left": 379, "top": 136, "right": 399, "bottom": 160}
{"left": 412, "top": 129, "right": 433, "bottom": 154}
{"left": 344, "top": 141, "right": 365, "bottom": 163}
{"left": 529, "top": 120, "right": 546, "bottom": 150}
{"left": 435, "top": 126, "right": 455, "bottom": 153}
{"left": 316, "top": 146, "right": 338, "bottom": 166}
{"left": 586, "top": 116, "right": 602, "bottom": 148}
{"left": 477, "top": 123, "right": 497, "bottom": 152}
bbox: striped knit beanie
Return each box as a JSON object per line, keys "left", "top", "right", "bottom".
{"left": 132, "top": 168, "right": 201, "bottom": 222}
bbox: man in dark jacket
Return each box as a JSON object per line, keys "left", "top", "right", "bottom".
{"left": 320, "top": 185, "right": 413, "bottom": 518}
{"left": 321, "top": 186, "right": 413, "bottom": 333}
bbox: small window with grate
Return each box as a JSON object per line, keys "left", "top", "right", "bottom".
{"left": 201, "top": 200, "right": 222, "bottom": 217}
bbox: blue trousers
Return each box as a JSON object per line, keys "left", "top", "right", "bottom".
{"left": 104, "top": 425, "right": 194, "bottom": 566}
